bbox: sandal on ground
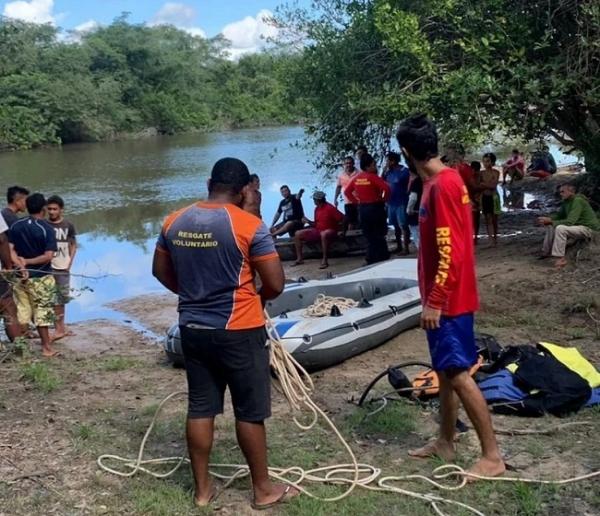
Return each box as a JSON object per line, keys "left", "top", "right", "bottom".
{"left": 319, "top": 263, "right": 329, "bottom": 269}
{"left": 251, "top": 485, "right": 298, "bottom": 511}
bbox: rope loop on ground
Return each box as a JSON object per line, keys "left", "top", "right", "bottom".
{"left": 303, "top": 294, "right": 358, "bottom": 317}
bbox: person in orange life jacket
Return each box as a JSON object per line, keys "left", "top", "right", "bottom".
{"left": 344, "top": 153, "right": 391, "bottom": 264}
{"left": 293, "top": 191, "right": 344, "bottom": 269}
{"left": 396, "top": 114, "right": 505, "bottom": 480}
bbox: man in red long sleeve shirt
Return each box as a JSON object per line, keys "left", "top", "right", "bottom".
{"left": 396, "top": 114, "right": 505, "bottom": 480}
{"left": 344, "top": 154, "right": 391, "bottom": 263}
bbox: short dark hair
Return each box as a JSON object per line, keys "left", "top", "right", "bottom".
{"left": 7, "top": 186, "right": 29, "bottom": 204}
{"left": 447, "top": 143, "right": 465, "bottom": 158}
{"left": 344, "top": 156, "right": 355, "bottom": 164}
{"left": 512, "top": 148, "right": 520, "bottom": 154}
{"left": 560, "top": 182, "right": 577, "bottom": 191}
{"left": 280, "top": 184, "right": 290, "bottom": 191}
{"left": 360, "top": 153, "right": 375, "bottom": 172}
{"left": 470, "top": 161, "right": 482, "bottom": 172}
{"left": 208, "top": 158, "right": 250, "bottom": 195}
{"left": 47, "top": 195, "right": 64, "bottom": 209}
{"left": 249, "top": 173, "right": 259, "bottom": 182}
{"left": 396, "top": 114, "right": 439, "bottom": 161}
{"left": 26, "top": 193, "right": 47, "bottom": 215}
{"left": 386, "top": 152, "right": 401, "bottom": 164}
{"left": 356, "top": 145, "right": 368, "bottom": 153}
{"left": 483, "top": 152, "right": 497, "bottom": 165}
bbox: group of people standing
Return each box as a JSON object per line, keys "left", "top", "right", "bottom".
{"left": 0, "top": 187, "right": 76, "bottom": 357}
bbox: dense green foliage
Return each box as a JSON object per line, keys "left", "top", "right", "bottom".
{"left": 277, "top": 0, "right": 600, "bottom": 185}
{"left": 0, "top": 16, "right": 303, "bottom": 150}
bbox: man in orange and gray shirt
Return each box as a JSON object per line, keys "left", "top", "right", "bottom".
{"left": 152, "top": 158, "right": 298, "bottom": 510}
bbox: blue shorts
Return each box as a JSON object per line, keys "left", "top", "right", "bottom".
{"left": 388, "top": 204, "right": 407, "bottom": 227}
{"left": 426, "top": 313, "right": 477, "bottom": 372}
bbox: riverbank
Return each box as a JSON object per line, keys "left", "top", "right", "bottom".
{"left": 1, "top": 173, "right": 599, "bottom": 515}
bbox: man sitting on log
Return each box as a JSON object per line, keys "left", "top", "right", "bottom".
{"left": 293, "top": 191, "right": 344, "bottom": 269}
{"left": 537, "top": 183, "right": 600, "bottom": 268}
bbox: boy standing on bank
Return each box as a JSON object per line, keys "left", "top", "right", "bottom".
{"left": 47, "top": 196, "right": 77, "bottom": 341}
{"left": 396, "top": 115, "right": 505, "bottom": 479}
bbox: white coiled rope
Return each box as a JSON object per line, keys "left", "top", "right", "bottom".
{"left": 303, "top": 294, "right": 358, "bottom": 317}
{"left": 97, "top": 314, "right": 600, "bottom": 516}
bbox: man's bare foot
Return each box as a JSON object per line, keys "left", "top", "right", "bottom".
{"left": 51, "top": 330, "right": 75, "bottom": 342}
{"left": 194, "top": 485, "right": 217, "bottom": 507}
{"left": 408, "top": 439, "right": 456, "bottom": 462}
{"left": 465, "top": 457, "right": 506, "bottom": 483}
{"left": 252, "top": 484, "right": 300, "bottom": 510}
{"left": 319, "top": 262, "right": 329, "bottom": 269}
{"left": 291, "top": 260, "right": 304, "bottom": 266}
{"left": 554, "top": 257, "right": 568, "bottom": 269}
{"left": 42, "top": 348, "right": 60, "bottom": 358}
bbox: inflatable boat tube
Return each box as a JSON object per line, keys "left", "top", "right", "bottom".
{"left": 164, "top": 259, "right": 422, "bottom": 371}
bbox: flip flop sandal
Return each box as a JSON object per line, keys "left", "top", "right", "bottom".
{"left": 251, "top": 485, "right": 298, "bottom": 511}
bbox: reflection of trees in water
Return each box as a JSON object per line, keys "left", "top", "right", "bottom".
{"left": 71, "top": 200, "right": 193, "bottom": 246}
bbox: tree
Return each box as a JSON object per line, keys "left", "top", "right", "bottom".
{"left": 277, "top": 0, "right": 600, "bottom": 191}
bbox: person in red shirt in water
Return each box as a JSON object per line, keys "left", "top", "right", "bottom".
{"left": 293, "top": 191, "right": 344, "bottom": 269}
{"left": 344, "top": 154, "right": 391, "bottom": 264}
{"left": 396, "top": 114, "right": 505, "bottom": 480}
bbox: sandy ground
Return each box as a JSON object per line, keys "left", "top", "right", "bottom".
{"left": 1, "top": 172, "right": 599, "bottom": 515}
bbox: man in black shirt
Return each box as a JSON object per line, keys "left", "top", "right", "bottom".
{"left": 2, "top": 186, "right": 29, "bottom": 229}
{"left": 270, "top": 185, "right": 305, "bottom": 237}
{"left": 10, "top": 193, "right": 58, "bottom": 357}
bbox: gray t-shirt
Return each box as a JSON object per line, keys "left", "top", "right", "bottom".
{"left": 1, "top": 207, "right": 18, "bottom": 229}
{"left": 48, "top": 219, "right": 77, "bottom": 270}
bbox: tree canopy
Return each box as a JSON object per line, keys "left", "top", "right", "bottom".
{"left": 0, "top": 16, "right": 304, "bottom": 150}
{"left": 277, "top": 0, "right": 600, "bottom": 186}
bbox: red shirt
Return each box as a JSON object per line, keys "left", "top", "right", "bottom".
{"left": 315, "top": 202, "right": 344, "bottom": 232}
{"left": 344, "top": 172, "right": 391, "bottom": 204}
{"left": 419, "top": 168, "right": 479, "bottom": 316}
{"left": 456, "top": 162, "right": 475, "bottom": 198}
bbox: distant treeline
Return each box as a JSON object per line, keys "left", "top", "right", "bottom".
{"left": 0, "top": 16, "right": 304, "bottom": 150}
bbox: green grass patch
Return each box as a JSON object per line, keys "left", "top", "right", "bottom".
{"left": 99, "top": 356, "right": 142, "bottom": 372}
{"left": 131, "top": 477, "right": 199, "bottom": 516}
{"left": 344, "top": 400, "right": 418, "bottom": 437}
{"left": 20, "top": 362, "right": 62, "bottom": 393}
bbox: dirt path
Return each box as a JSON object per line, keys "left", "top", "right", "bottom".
{"left": 1, "top": 174, "right": 599, "bottom": 515}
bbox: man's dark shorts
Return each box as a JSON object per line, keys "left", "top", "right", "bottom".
{"left": 273, "top": 220, "right": 304, "bottom": 237}
{"left": 344, "top": 203, "right": 359, "bottom": 226}
{"left": 180, "top": 325, "right": 271, "bottom": 422}
{"left": 426, "top": 313, "right": 477, "bottom": 372}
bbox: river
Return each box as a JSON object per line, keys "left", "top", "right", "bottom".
{"left": 0, "top": 126, "right": 577, "bottom": 324}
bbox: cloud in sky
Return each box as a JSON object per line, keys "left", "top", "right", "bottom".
{"left": 150, "top": 2, "right": 206, "bottom": 38}
{"left": 2, "top": 0, "right": 57, "bottom": 24}
{"left": 222, "top": 9, "right": 278, "bottom": 59}
{"left": 74, "top": 19, "right": 99, "bottom": 34}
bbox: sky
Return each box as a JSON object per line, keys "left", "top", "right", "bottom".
{"left": 1, "top": 0, "right": 310, "bottom": 56}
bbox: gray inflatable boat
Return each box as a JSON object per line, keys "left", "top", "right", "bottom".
{"left": 164, "top": 259, "right": 421, "bottom": 371}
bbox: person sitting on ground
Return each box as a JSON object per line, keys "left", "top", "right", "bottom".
{"left": 293, "top": 191, "right": 344, "bottom": 269}
{"left": 383, "top": 152, "right": 411, "bottom": 255}
{"left": 0, "top": 214, "right": 23, "bottom": 341}
{"left": 47, "top": 195, "right": 77, "bottom": 342}
{"left": 9, "top": 193, "right": 58, "bottom": 357}
{"left": 152, "top": 158, "right": 299, "bottom": 510}
{"left": 2, "top": 186, "right": 30, "bottom": 229}
{"left": 396, "top": 113, "right": 505, "bottom": 479}
{"left": 243, "top": 173, "right": 262, "bottom": 218}
{"left": 502, "top": 149, "right": 525, "bottom": 184}
{"left": 537, "top": 183, "right": 600, "bottom": 268}
{"left": 528, "top": 145, "right": 557, "bottom": 180}
{"left": 270, "top": 185, "right": 305, "bottom": 237}
{"left": 470, "top": 161, "right": 483, "bottom": 245}
{"left": 334, "top": 156, "right": 359, "bottom": 231}
{"left": 344, "top": 153, "right": 391, "bottom": 264}
{"left": 480, "top": 152, "right": 501, "bottom": 246}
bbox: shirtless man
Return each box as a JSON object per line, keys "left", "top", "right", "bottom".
{"left": 396, "top": 114, "right": 505, "bottom": 480}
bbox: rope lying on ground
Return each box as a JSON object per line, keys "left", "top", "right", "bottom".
{"left": 97, "top": 314, "right": 600, "bottom": 516}
{"left": 303, "top": 294, "right": 358, "bottom": 317}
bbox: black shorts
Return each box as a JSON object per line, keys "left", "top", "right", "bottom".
{"left": 344, "top": 203, "right": 359, "bottom": 226}
{"left": 481, "top": 195, "right": 494, "bottom": 215}
{"left": 274, "top": 220, "right": 304, "bottom": 237}
{"left": 180, "top": 325, "right": 271, "bottom": 422}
